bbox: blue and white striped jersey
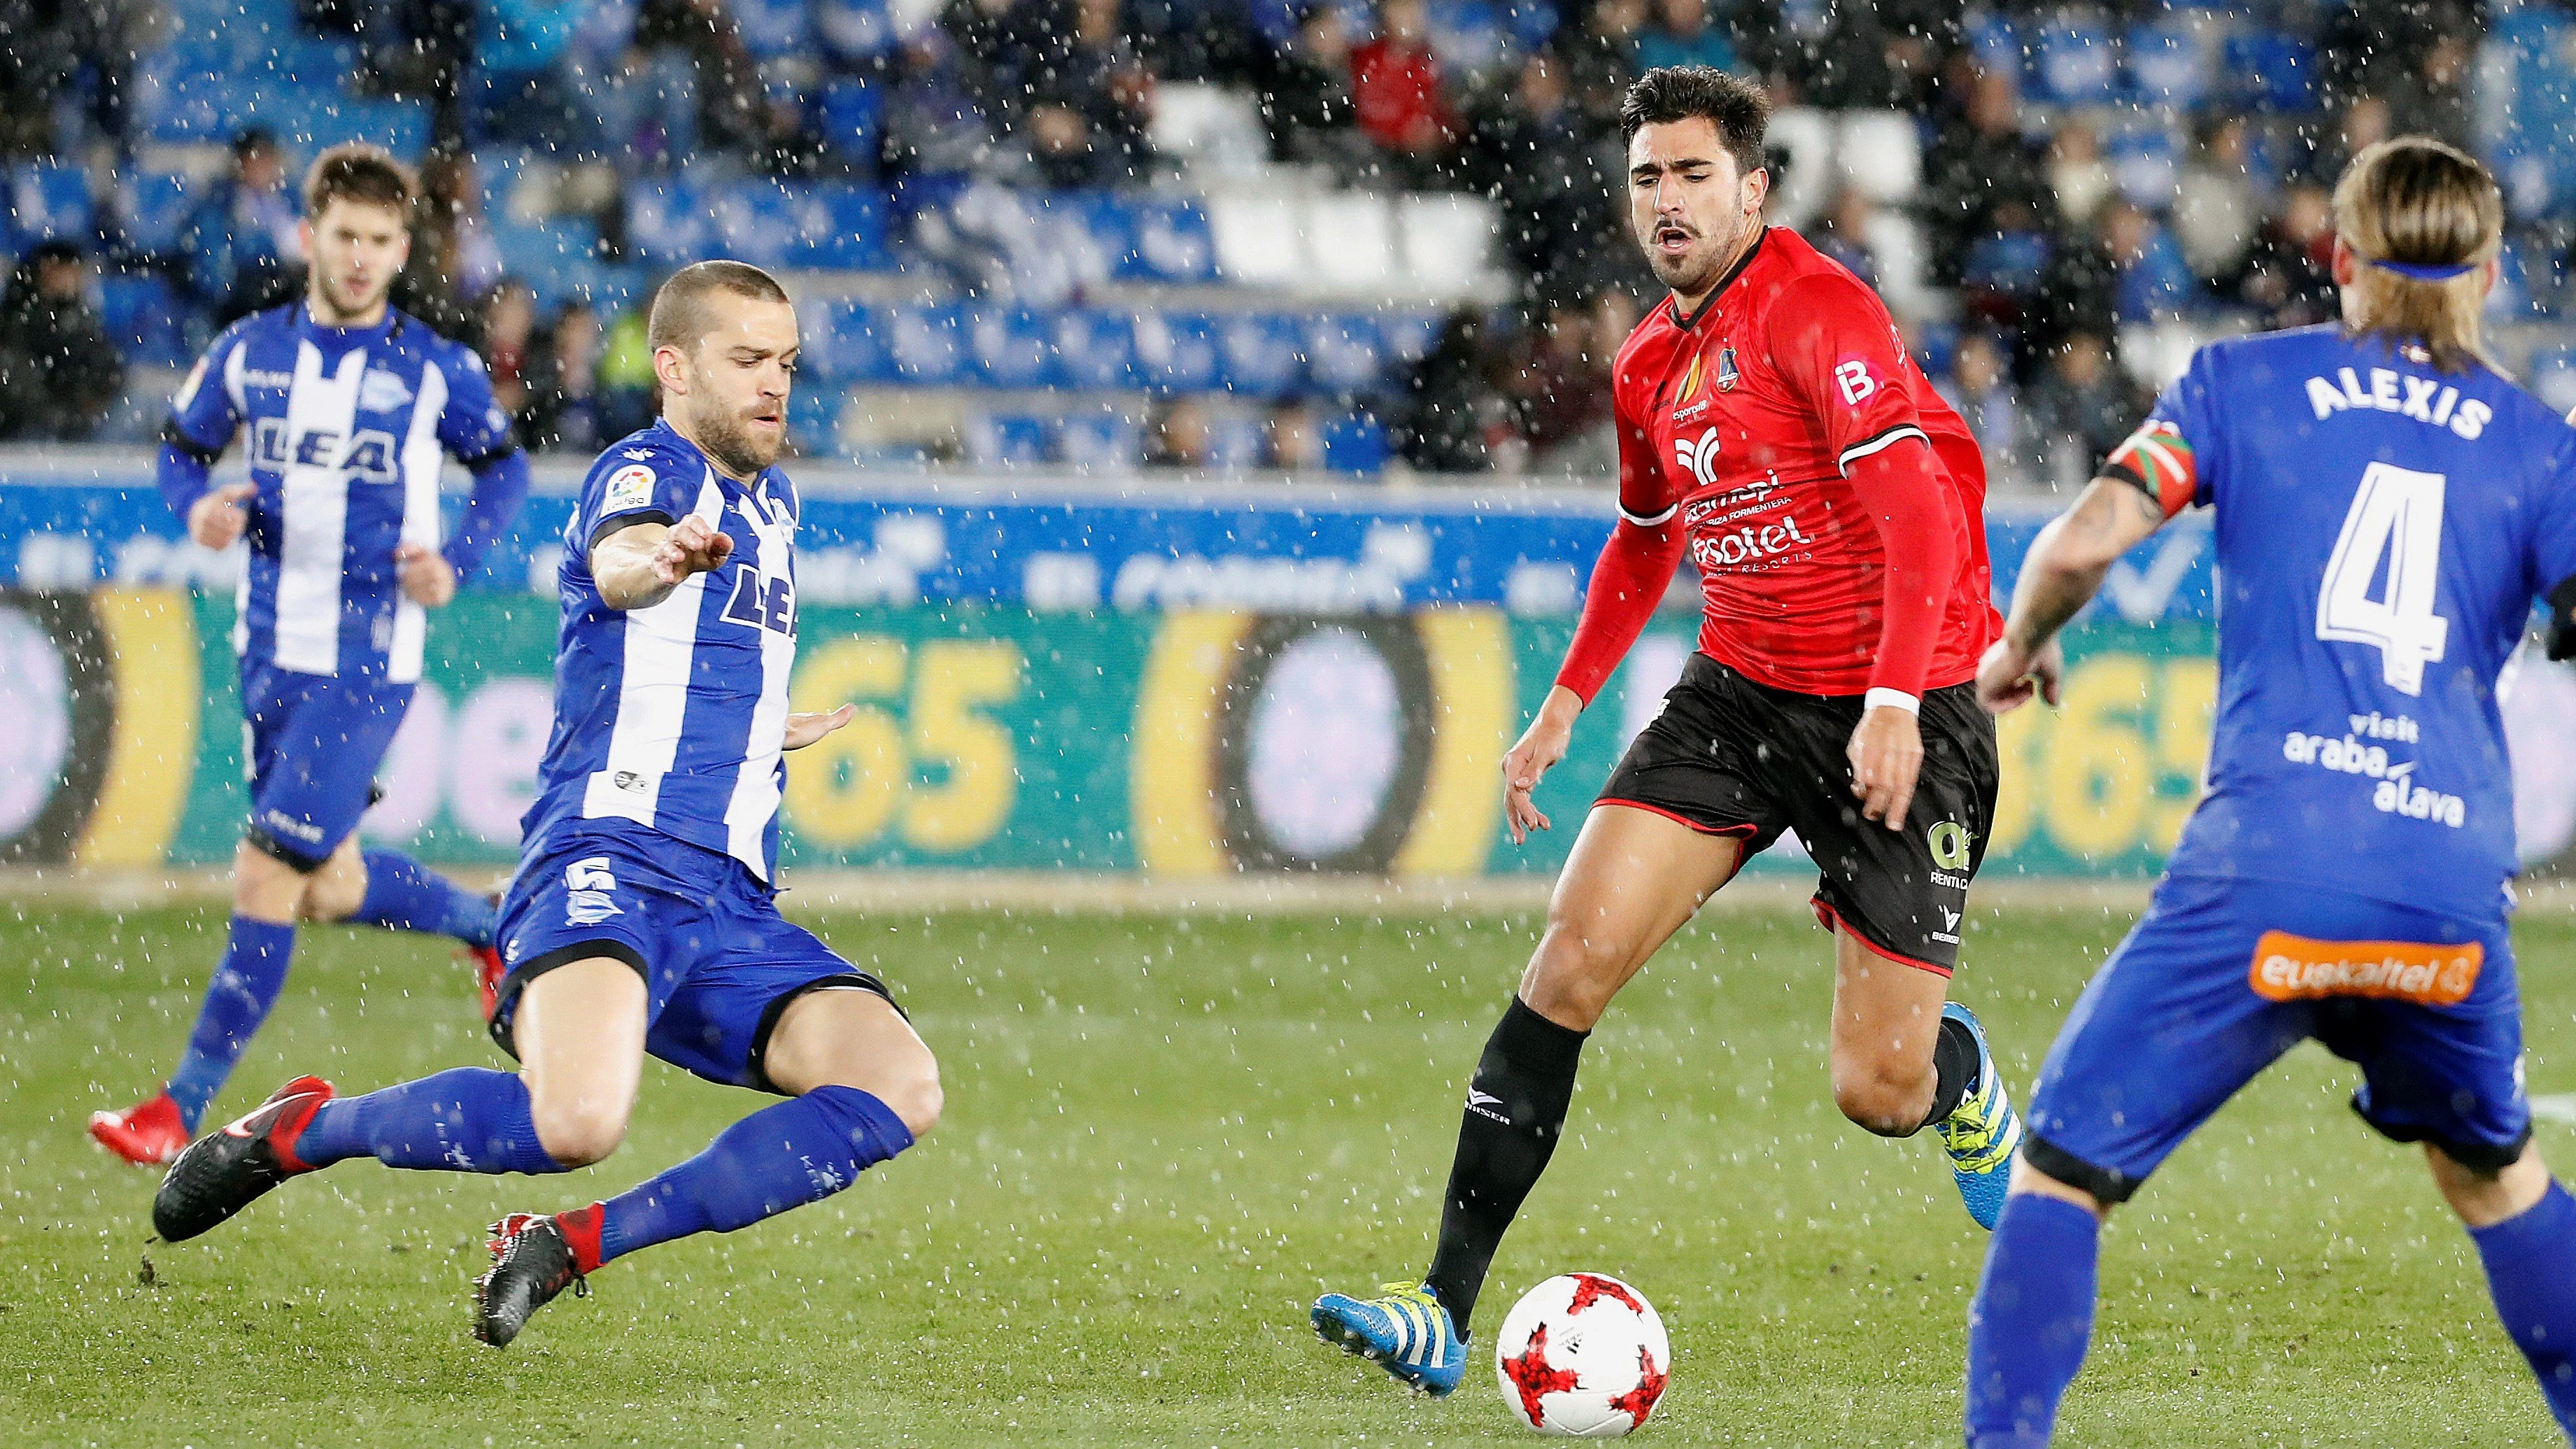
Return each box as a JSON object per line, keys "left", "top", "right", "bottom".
{"left": 164, "top": 304, "right": 521, "bottom": 683}
{"left": 520, "top": 420, "right": 802, "bottom": 880}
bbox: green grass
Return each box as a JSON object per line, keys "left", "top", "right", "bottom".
{"left": 1, "top": 897, "right": 2571, "bottom": 1446}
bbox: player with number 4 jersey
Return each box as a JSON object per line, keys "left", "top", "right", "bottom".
{"left": 1966, "top": 138, "right": 2576, "bottom": 1446}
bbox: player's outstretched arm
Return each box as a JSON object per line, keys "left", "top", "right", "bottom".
{"left": 1978, "top": 478, "right": 2170, "bottom": 714}
{"left": 592, "top": 516, "right": 734, "bottom": 612}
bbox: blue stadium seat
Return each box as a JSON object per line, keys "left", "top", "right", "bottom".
{"left": 9, "top": 163, "right": 96, "bottom": 245}
{"left": 964, "top": 411, "right": 1052, "bottom": 467}
{"left": 788, "top": 385, "right": 847, "bottom": 457}
{"left": 1217, "top": 313, "right": 1305, "bottom": 396}
{"left": 731, "top": 0, "right": 812, "bottom": 57}
{"left": 2030, "top": 22, "right": 2119, "bottom": 107}
{"left": 2124, "top": 22, "right": 2205, "bottom": 109}
{"left": 2116, "top": 228, "right": 2202, "bottom": 323}
{"left": 2530, "top": 346, "right": 2576, "bottom": 415}
{"left": 806, "top": 300, "right": 894, "bottom": 383}
{"left": 1107, "top": 197, "right": 1218, "bottom": 283}
{"left": 1374, "top": 309, "right": 1443, "bottom": 367}
{"left": 1304, "top": 314, "right": 1386, "bottom": 394}
{"left": 1322, "top": 413, "right": 1391, "bottom": 474}
{"left": 99, "top": 274, "right": 192, "bottom": 367}
{"left": 712, "top": 178, "right": 811, "bottom": 270}
{"left": 802, "top": 183, "right": 886, "bottom": 269}
{"left": 1052, "top": 309, "right": 1138, "bottom": 390}
{"left": 967, "top": 306, "right": 1057, "bottom": 390}
{"left": 625, "top": 179, "right": 714, "bottom": 264}
{"left": 255, "top": 92, "right": 432, "bottom": 157}
{"left": 2224, "top": 34, "right": 2317, "bottom": 113}
{"left": 2487, "top": 241, "right": 2540, "bottom": 319}
{"left": 1057, "top": 411, "right": 1142, "bottom": 471}
{"left": 816, "top": 0, "right": 893, "bottom": 64}
{"left": 1963, "top": 232, "right": 2052, "bottom": 294}
{"left": 819, "top": 81, "right": 882, "bottom": 167}
{"left": 1131, "top": 311, "right": 1222, "bottom": 392}
{"left": 1205, "top": 412, "right": 1266, "bottom": 469}
{"left": 884, "top": 304, "right": 968, "bottom": 383}
{"left": 2107, "top": 128, "right": 2179, "bottom": 209}
{"left": 119, "top": 171, "right": 199, "bottom": 255}
{"left": 1965, "top": 13, "right": 2018, "bottom": 77}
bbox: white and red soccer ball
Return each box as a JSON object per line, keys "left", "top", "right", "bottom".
{"left": 1492, "top": 1272, "right": 1670, "bottom": 1436}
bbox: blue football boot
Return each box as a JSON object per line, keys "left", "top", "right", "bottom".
{"left": 1932, "top": 1002, "right": 2023, "bottom": 1231}
{"left": 1310, "top": 1281, "right": 1468, "bottom": 1396}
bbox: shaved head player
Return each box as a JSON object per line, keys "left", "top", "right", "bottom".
{"left": 1312, "top": 67, "right": 2021, "bottom": 1397}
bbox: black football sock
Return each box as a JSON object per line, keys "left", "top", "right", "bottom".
{"left": 1422, "top": 996, "right": 1588, "bottom": 1336}
{"left": 1922, "top": 1012, "right": 1981, "bottom": 1131}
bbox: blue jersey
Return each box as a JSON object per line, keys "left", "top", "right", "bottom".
{"left": 164, "top": 304, "right": 520, "bottom": 684}
{"left": 2120, "top": 326, "right": 2576, "bottom": 920}
{"left": 518, "top": 420, "right": 802, "bottom": 881}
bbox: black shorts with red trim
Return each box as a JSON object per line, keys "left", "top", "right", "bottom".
{"left": 1596, "top": 651, "right": 2000, "bottom": 974}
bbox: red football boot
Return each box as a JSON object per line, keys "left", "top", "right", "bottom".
{"left": 89, "top": 1090, "right": 190, "bottom": 1166}
{"left": 467, "top": 943, "right": 506, "bottom": 1020}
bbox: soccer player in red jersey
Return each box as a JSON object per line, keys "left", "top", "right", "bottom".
{"left": 1312, "top": 67, "right": 2022, "bottom": 1394}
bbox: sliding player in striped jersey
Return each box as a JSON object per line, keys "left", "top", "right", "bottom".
{"left": 151, "top": 261, "right": 942, "bottom": 1351}
{"left": 92, "top": 143, "right": 529, "bottom": 1166}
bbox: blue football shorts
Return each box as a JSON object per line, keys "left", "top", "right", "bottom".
{"left": 487, "top": 819, "right": 898, "bottom": 1094}
{"left": 2023, "top": 872, "right": 2526, "bottom": 1203}
{"left": 241, "top": 663, "right": 412, "bottom": 871}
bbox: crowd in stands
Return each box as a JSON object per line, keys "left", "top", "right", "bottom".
{"left": 1, "top": 0, "right": 2568, "bottom": 486}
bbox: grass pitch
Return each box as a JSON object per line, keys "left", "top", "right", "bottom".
{"left": 1, "top": 893, "right": 2570, "bottom": 1446}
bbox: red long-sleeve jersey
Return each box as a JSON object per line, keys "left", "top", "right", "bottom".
{"left": 1556, "top": 226, "right": 2001, "bottom": 703}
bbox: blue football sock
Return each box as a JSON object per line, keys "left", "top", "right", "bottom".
{"left": 2471, "top": 1180, "right": 2576, "bottom": 1436}
{"left": 166, "top": 916, "right": 297, "bottom": 1131}
{"left": 593, "top": 1087, "right": 914, "bottom": 1266}
{"left": 350, "top": 849, "right": 495, "bottom": 947}
{"left": 1966, "top": 1192, "right": 2102, "bottom": 1449}
{"left": 294, "top": 1067, "right": 562, "bottom": 1175}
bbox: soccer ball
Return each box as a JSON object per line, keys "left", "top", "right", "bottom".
{"left": 1492, "top": 1272, "right": 1671, "bottom": 1436}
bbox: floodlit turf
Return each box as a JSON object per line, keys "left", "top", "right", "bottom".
{"left": 1, "top": 896, "right": 2571, "bottom": 1446}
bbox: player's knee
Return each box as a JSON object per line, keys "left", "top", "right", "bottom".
{"left": 883, "top": 1059, "right": 943, "bottom": 1140}
{"left": 1522, "top": 922, "right": 1632, "bottom": 1022}
{"left": 529, "top": 1098, "right": 630, "bottom": 1168}
{"left": 298, "top": 869, "right": 367, "bottom": 923}
{"left": 1831, "top": 1060, "right": 1927, "bottom": 1137}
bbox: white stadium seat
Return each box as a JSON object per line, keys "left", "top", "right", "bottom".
{"left": 1396, "top": 193, "right": 1500, "bottom": 302}
{"left": 1837, "top": 111, "right": 1923, "bottom": 206}
{"left": 1764, "top": 106, "right": 1836, "bottom": 231}
{"left": 1208, "top": 194, "right": 1305, "bottom": 286}
{"left": 1303, "top": 192, "right": 1399, "bottom": 291}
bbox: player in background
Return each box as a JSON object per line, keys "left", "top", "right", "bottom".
{"left": 1312, "top": 66, "right": 2021, "bottom": 1397}
{"left": 90, "top": 144, "right": 530, "bottom": 1166}
{"left": 1964, "top": 139, "right": 2576, "bottom": 1446}
{"left": 150, "top": 261, "right": 942, "bottom": 1350}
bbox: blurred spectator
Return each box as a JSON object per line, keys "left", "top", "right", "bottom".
{"left": 2047, "top": 119, "right": 2115, "bottom": 233}
{"left": 0, "top": 243, "right": 125, "bottom": 441}
{"left": 469, "top": 0, "right": 596, "bottom": 150}
{"left": 1143, "top": 395, "right": 1214, "bottom": 467}
{"left": 1261, "top": 395, "right": 1324, "bottom": 469}
{"left": 1255, "top": 7, "right": 1365, "bottom": 174}
{"left": 398, "top": 150, "right": 505, "bottom": 337}
{"left": 183, "top": 130, "right": 306, "bottom": 327}
{"left": 2384, "top": 34, "right": 2476, "bottom": 146}
{"left": 1939, "top": 331, "right": 2030, "bottom": 486}
{"left": 1392, "top": 309, "right": 1496, "bottom": 473}
{"left": 2173, "top": 117, "right": 2259, "bottom": 285}
{"left": 597, "top": 302, "right": 660, "bottom": 439}
{"left": 1633, "top": 0, "right": 1734, "bottom": 73}
{"left": 1923, "top": 68, "right": 2050, "bottom": 288}
{"left": 0, "top": 3, "right": 76, "bottom": 155}
{"left": 2230, "top": 182, "right": 2337, "bottom": 331}
{"left": 1350, "top": 0, "right": 1457, "bottom": 183}
{"left": 1021, "top": 0, "right": 1160, "bottom": 186}
{"left": 1472, "top": 52, "right": 1621, "bottom": 306}
{"left": 1808, "top": 185, "right": 1881, "bottom": 290}
{"left": 629, "top": 0, "right": 765, "bottom": 159}
{"left": 1498, "top": 302, "right": 1610, "bottom": 468}
{"left": 1774, "top": 0, "right": 1938, "bottom": 111}
{"left": 523, "top": 300, "right": 606, "bottom": 452}
{"left": 481, "top": 279, "right": 541, "bottom": 416}
{"left": 2031, "top": 215, "right": 2114, "bottom": 361}
{"left": 2027, "top": 332, "right": 2142, "bottom": 489}
{"left": 2101, "top": 200, "right": 2200, "bottom": 325}
{"left": 753, "top": 91, "right": 832, "bottom": 177}
{"left": 1558, "top": 0, "right": 1646, "bottom": 132}
{"left": 882, "top": 31, "right": 1001, "bottom": 178}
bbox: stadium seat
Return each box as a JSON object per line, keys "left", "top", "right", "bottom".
{"left": 884, "top": 304, "right": 968, "bottom": 383}
{"left": 1208, "top": 195, "right": 1303, "bottom": 287}
{"left": 2124, "top": 22, "right": 2207, "bottom": 109}
{"left": 99, "top": 274, "right": 191, "bottom": 367}
{"left": 968, "top": 305, "right": 1059, "bottom": 390}
{"left": 1217, "top": 312, "right": 1307, "bottom": 396}
{"left": 2030, "top": 22, "right": 2120, "bottom": 108}
{"left": 624, "top": 179, "right": 714, "bottom": 263}
{"left": 1834, "top": 113, "right": 1922, "bottom": 206}
{"left": 2528, "top": 346, "right": 2576, "bottom": 416}
{"left": 1762, "top": 106, "right": 1837, "bottom": 232}
{"left": 1307, "top": 192, "right": 1399, "bottom": 292}
{"left": 2224, "top": 33, "right": 2317, "bottom": 113}
{"left": 815, "top": 0, "right": 892, "bottom": 64}
{"left": 1963, "top": 231, "right": 2052, "bottom": 295}
{"left": 808, "top": 300, "right": 896, "bottom": 383}
{"left": 1303, "top": 313, "right": 1387, "bottom": 395}
{"left": 1965, "top": 13, "right": 2018, "bottom": 76}
{"left": 731, "top": 0, "right": 812, "bottom": 57}
{"left": 1052, "top": 309, "right": 1138, "bottom": 390}
{"left": 1205, "top": 411, "right": 1266, "bottom": 469}
{"left": 1119, "top": 196, "right": 1219, "bottom": 283}
{"left": 1426, "top": 0, "right": 1514, "bottom": 76}
{"left": 2108, "top": 128, "right": 2181, "bottom": 209}
{"left": 1375, "top": 309, "right": 1443, "bottom": 366}
{"left": 1321, "top": 412, "right": 1390, "bottom": 474}
{"left": 1131, "top": 310, "right": 1224, "bottom": 393}
{"left": 819, "top": 80, "right": 882, "bottom": 168}
{"left": 118, "top": 171, "right": 199, "bottom": 255}
{"left": 1396, "top": 194, "right": 1499, "bottom": 300}
{"left": 788, "top": 385, "right": 848, "bottom": 457}
{"left": 964, "top": 410, "right": 1052, "bottom": 467}
{"left": 712, "top": 178, "right": 811, "bottom": 270}
{"left": 9, "top": 163, "right": 96, "bottom": 246}
{"left": 1150, "top": 83, "right": 1269, "bottom": 178}
{"left": 1056, "top": 410, "right": 1143, "bottom": 472}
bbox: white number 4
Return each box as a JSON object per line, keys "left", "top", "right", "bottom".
{"left": 2317, "top": 462, "right": 2450, "bottom": 696}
